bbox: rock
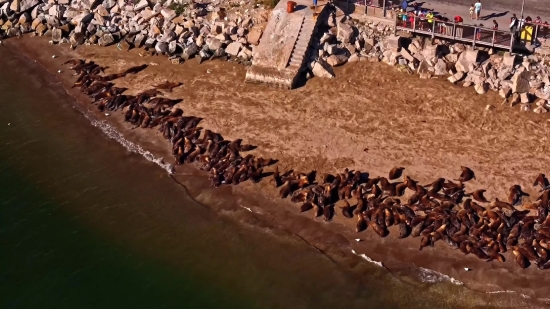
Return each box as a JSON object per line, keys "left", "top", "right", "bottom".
{"left": 161, "top": 8, "right": 175, "bottom": 21}
{"left": 499, "top": 87, "right": 511, "bottom": 98}
{"left": 434, "top": 59, "right": 447, "bottom": 76}
{"left": 70, "top": 32, "right": 85, "bottom": 45}
{"left": 520, "top": 103, "right": 531, "bottom": 112}
{"left": 98, "top": 33, "right": 114, "bottom": 46}
{"left": 19, "top": 0, "right": 38, "bottom": 12}
{"left": 520, "top": 92, "right": 530, "bottom": 103}
{"left": 155, "top": 41, "right": 168, "bottom": 53}
{"left": 35, "top": 23, "right": 47, "bottom": 35}
{"left": 475, "top": 82, "right": 487, "bottom": 94}
{"left": 183, "top": 42, "right": 199, "bottom": 57}
{"left": 134, "top": 0, "right": 148, "bottom": 10}
{"left": 168, "top": 40, "right": 177, "bottom": 54}
{"left": 31, "top": 17, "right": 41, "bottom": 30}
{"left": 511, "top": 71, "right": 533, "bottom": 93}
{"left": 10, "top": 0, "right": 19, "bottom": 12}
{"left": 225, "top": 41, "right": 242, "bottom": 56}
{"left": 400, "top": 48, "right": 414, "bottom": 62}
{"left": 534, "top": 106, "right": 548, "bottom": 113}
{"left": 417, "top": 60, "right": 431, "bottom": 74}
{"left": 326, "top": 44, "right": 339, "bottom": 55}
{"left": 502, "top": 52, "right": 516, "bottom": 67}
{"left": 312, "top": 59, "right": 335, "bottom": 78}
{"left": 51, "top": 28, "right": 62, "bottom": 42}
{"left": 18, "top": 12, "right": 30, "bottom": 24}
{"left": 348, "top": 54, "right": 359, "bottom": 62}
{"left": 70, "top": 11, "right": 93, "bottom": 25}
{"left": 337, "top": 22, "right": 354, "bottom": 44}
{"left": 246, "top": 26, "right": 262, "bottom": 45}
{"left": 96, "top": 5, "right": 109, "bottom": 17}
{"left": 448, "top": 71, "right": 465, "bottom": 84}
{"left": 326, "top": 54, "right": 348, "bottom": 67}
{"left": 206, "top": 37, "right": 221, "bottom": 51}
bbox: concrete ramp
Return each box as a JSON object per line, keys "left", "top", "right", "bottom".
{"left": 245, "top": 2, "right": 324, "bottom": 89}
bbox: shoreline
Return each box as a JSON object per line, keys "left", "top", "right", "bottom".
{"left": 4, "top": 35, "right": 550, "bottom": 307}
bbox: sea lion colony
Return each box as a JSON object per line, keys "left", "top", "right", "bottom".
{"left": 67, "top": 59, "right": 550, "bottom": 271}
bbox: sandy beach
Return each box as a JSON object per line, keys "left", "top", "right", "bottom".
{"left": 5, "top": 35, "right": 550, "bottom": 307}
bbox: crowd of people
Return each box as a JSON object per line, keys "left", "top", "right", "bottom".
{"left": 393, "top": 0, "right": 549, "bottom": 41}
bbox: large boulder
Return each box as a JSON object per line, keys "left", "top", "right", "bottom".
{"left": 70, "top": 32, "right": 85, "bottom": 45}
{"left": 20, "top": 0, "right": 39, "bottom": 12}
{"left": 433, "top": 59, "right": 447, "bottom": 76}
{"left": 337, "top": 22, "right": 353, "bottom": 44}
{"left": 155, "top": 41, "right": 168, "bottom": 53}
{"left": 134, "top": 0, "right": 148, "bottom": 10}
{"left": 311, "top": 59, "right": 335, "bottom": 78}
{"left": 206, "top": 37, "right": 222, "bottom": 51}
{"left": 225, "top": 42, "right": 242, "bottom": 56}
{"left": 326, "top": 54, "right": 348, "bottom": 67}
{"left": 246, "top": 26, "right": 262, "bottom": 45}
{"left": 98, "top": 33, "right": 115, "bottom": 46}
{"left": 511, "top": 71, "right": 533, "bottom": 93}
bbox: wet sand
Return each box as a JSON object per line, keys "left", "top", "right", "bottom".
{"left": 5, "top": 35, "right": 550, "bottom": 306}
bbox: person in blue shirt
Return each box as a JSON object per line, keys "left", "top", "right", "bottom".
{"left": 474, "top": 1, "right": 482, "bottom": 20}
{"left": 401, "top": 0, "right": 408, "bottom": 12}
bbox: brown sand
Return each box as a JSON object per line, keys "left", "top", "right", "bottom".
{"left": 6, "top": 36, "right": 550, "bottom": 306}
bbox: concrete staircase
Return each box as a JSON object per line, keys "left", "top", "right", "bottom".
{"left": 287, "top": 9, "right": 315, "bottom": 71}
{"left": 245, "top": 3, "right": 327, "bottom": 89}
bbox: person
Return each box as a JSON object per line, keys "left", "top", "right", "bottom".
{"left": 454, "top": 15, "right": 464, "bottom": 24}
{"left": 535, "top": 16, "right": 542, "bottom": 24}
{"left": 474, "top": 1, "right": 482, "bottom": 20}
{"left": 476, "top": 23, "right": 483, "bottom": 40}
{"left": 510, "top": 14, "right": 518, "bottom": 34}
{"left": 401, "top": 9, "right": 408, "bottom": 26}
{"left": 400, "top": 0, "right": 408, "bottom": 12}
{"left": 427, "top": 10, "right": 434, "bottom": 30}
{"left": 469, "top": 4, "right": 474, "bottom": 19}
{"left": 492, "top": 20, "right": 498, "bottom": 30}
{"left": 419, "top": 10, "right": 426, "bottom": 30}
{"left": 408, "top": 11, "right": 415, "bottom": 27}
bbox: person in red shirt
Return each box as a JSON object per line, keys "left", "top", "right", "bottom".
{"left": 492, "top": 20, "right": 498, "bottom": 30}
{"left": 454, "top": 15, "right": 463, "bottom": 23}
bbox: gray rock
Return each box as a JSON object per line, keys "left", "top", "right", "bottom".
{"left": 337, "top": 22, "right": 353, "bottom": 44}
{"left": 155, "top": 41, "right": 168, "bottom": 53}
{"left": 183, "top": 42, "right": 199, "bottom": 57}
{"left": 168, "top": 40, "right": 177, "bottom": 54}
{"left": 503, "top": 53, "right": 516, "bottom": 67}
{"left": 98, "top": 33, "right": 115, "bottom": 46}
{"left": 134, "top": 0, "right": 148, "bottom": 10}
{"left": 51, "top": 28, "right": 62, "bottom": 42}
{"left": 70, "top": 31, "right": 85, "bottom": 45}
{"left": 70, "top": 11, "right": 93, "bottom": 25}
{"left": 206, "top": 37, "right": 222, "bottom": 51}
{"left": 20, "top": 0, "right": 39, "bottom": 12}
{"left": 326, "top": 54, "right": 348, "bottom": 67}
{"left": 225, "top": 41, "right": 242, "bottom": 56}
{"left": 511, "top": 71, "right": 533, "bottom": 93}
{"left": 434, "top": 59, "right": 447, "bottom": 76}
{"left": 400, "top": 48, "right": 414, "bottom": 62}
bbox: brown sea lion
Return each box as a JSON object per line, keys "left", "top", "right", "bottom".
{"left": 323, "top": 205, "right": 334, "bottom": 221}
{"left": 470, "top": 189, "right": 489, "bottom": 203}
{"left": 491, "top": 198, "right": 515, "bottom": 211}
{"left": 154, "top": 81, "right": 183, "bottom": 91}
{"left": 291, "top": 189, "right": 309, "bottom": 203}
{"left": 534, "top": 173, "right": 549, "bottom": 190}
{"left": 419, "top": 235, "right": 432, "bottom": 250}
{"left": 389, "top": 167, "right": 404, "bottom": 180}
{"left": 123, "top": 64, "right": 147, "bottom": 75}
{"left": 340, "top": 200, "right": 353, "bottom": 218}
{"left": 458, "top": 166, "right": 476, "bottom": 182}
{"left": 537, "top": 190, "right": 550, "bottom": 208}
{"left": 300, "top": 202, "right": 313, "bottom": 212}
{"left": 356, "top": 215, "right": 367, "bottom": 232}
{"left": 404, "top": 176, "right": 417, "bottom": 191}
{"left": 398, "top": 222, "right": 409, "bottom": 238}
{"left": 424, "top": 178, "right": 445, "bottom": 193}
{"left": 508, "top": 185, "right": 529, "bottom": 206}
{"left": 63, "top": 58, "right": 84, "bottom": 66}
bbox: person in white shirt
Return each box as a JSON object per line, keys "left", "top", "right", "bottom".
{"left": 474, "top": 1, "right": 482, "bottom": 20}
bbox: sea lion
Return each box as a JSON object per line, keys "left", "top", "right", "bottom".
{"left": 508, "top": 185, "right": 529, "bottom": 206}
{"left": 63, "top": 58, "right": 84, "bottom": 66}
{"left": 469, "top": 189, "right": 489, "bottom": 203}
{"left": 419, "top": 235, "right": 432, "bottom": 250}
{"left": 424, "top": 178, "right": 445, "bottom": 193}
{"left": 458, "top": 166, "right": 475, "bottom": 182}
{"left": 389, "top": 167, "right": 404, "bottom": 180}
{"left": 279, "top": 181, "right": 291, "bottom": 198}
{"left": 537, "top": 190, "right": 550, "bottom": 209}
{"left": 153, "top": 81, "right": 183, "bottom": 91}
{"left": 534, "top": 173, "right": 550, "bottom": 190}
{"left": 491, "top": 198, "right": 515, "bottom": 211}
{"left": 123, "top": 64, "right": 147, "bottom": 75}
{"left": 340, "top": 200, "right": 353, "bottom": 218}
{"left": 356, "top": 215, "right": 367, "bottom": 232}
{"left": 323, "top": 205, "right": 334, "bottom": 221}
{"left": 300, "top": 202, "right": 313, "bottom": 212}
{"left": 398, "top": 222, "right": 409, "bottom": 238}
{"left": 291, "top": 189, "right": 309, "bottom": 203}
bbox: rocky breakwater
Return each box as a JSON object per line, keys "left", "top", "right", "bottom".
{"left": 305, "top": 8, "right": 396, "bottom": 79}
{"left": 0, "top": 0, "right": 269, "bottom": 65}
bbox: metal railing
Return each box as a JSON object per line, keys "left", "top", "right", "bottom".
{"left": 519, "top": 22, "right": 550, "bottom": 47}
{"left": 395, "top": 13, "right": 514, "bottom": 51}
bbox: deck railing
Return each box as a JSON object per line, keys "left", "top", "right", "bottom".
{"left": 395, "top": 13, "right": 514, "bottom": 51}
